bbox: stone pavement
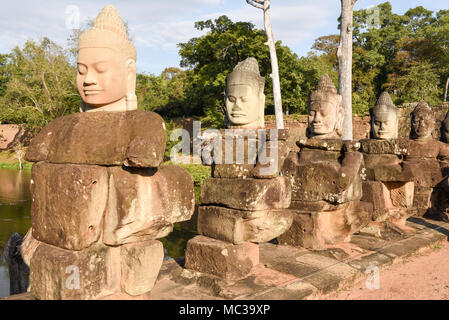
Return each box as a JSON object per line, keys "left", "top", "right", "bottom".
{"left": 3, "top": 216, "right": 448, "bottom": 300}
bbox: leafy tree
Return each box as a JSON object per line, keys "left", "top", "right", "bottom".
{"left": 136, "top": 67, "right": 192, "bottom": 118}
{"left": 0, "top": 54, "right": 10, "bottom": 98}
{"left": 0, "top": 38, "right": 80, "bottom": 132}
{"left": 178, "top": 15, "right": 306, "bottom": 125}
{"left": 313, "top": 2, "right": 449, "bottom": 114}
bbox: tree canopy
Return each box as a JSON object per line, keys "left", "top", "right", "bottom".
{"left": 312, "top": 2, "right": 449, "bottom": 113}
{"left": 178, "top": 15, "right": 326, "bottom": 126}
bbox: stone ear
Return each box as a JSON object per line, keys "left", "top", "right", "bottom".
{"left": 258, "top": 93, "right": 266, "bottom": 128}
{"left": 335, "top": 97, "right": 344, "bottom": 137}
{"left": 125, "top": 59, "right": 137, "bottom": 110}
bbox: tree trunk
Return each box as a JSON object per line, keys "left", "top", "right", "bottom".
{"left": 263, "top": 0, "right": 284, "bottom": 129}
{"left": 337, "top": 0, "right": 356, "bottom": 141}
{"left": 444, "top": 76, "right": 449, "bottom": 103}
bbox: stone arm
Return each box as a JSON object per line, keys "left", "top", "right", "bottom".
{"left": 438, "top": 141, "right": 449, "bottom": 178}
{"left": 336, "top": 150, "right": 363, "bottom": 192}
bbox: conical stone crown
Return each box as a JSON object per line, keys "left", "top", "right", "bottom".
{"left": 78, "top": 4, "right": 136, "bottom": 60}
{"left": 372, "top": 91, "right": 396, "bottom": 115}
{"left": 93, "top": 5, "right": 128, "bottom": 40}
{"left": 315, "top": 74, "right": 337, "bottom": 94}
{"left": 227, "top": 57, "right": 265, "bottom": 92}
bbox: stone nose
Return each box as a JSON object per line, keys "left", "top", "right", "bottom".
{"left": 233, "top": 100, "right": 242, "bottom": 111}
{"left": 83, "top": 69, "right": 98, "bottom": 86}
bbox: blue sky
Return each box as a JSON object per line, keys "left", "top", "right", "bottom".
{"left": 0, "top": 1, "right": 447, "bottom": 74}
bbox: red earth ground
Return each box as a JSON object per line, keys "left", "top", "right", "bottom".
{"left": 322, "top": 240, "right": 449, "bottom": 300}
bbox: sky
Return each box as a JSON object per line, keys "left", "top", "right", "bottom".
{"left": 0, "top": 0, "right": 448, "bottom": 74}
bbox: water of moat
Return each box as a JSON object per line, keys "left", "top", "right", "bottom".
{"left": 0, "top": 167, "right": 198, "bottom": 298}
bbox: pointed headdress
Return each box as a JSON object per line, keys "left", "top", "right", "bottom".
{"left": 78, "top": 5, "right": 136, "bottom": 61}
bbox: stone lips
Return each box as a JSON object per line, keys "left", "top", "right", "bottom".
{"left": 25, "top": 110, "right": 166, "bottom": 168}
{"left": 104, "top": 165, "right": 195, "bottom": 245}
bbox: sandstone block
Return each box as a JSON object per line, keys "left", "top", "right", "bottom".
{"left": 25, "top": 110, "right": 166, "bottom": 167}
{"left": 253, "top": 140, "right": 290, "bottom": 178}
{"left": 360, "top": 139, "right": 405, "bottom": 155}
{"left": 212, "top": 163, "right": 254, "bottom": 179}
{"left": 278, "top": 201, "right": 372, "bottom": 249}
{"left": 30, "top": 162, "right": 108, "bottom": 250}
{"left": 413, "top": 187, "right": 433, "bottom": 216}
{"left": 211, "top": 140, "right": 289, "bottom": 179}
{"left": 283, "top": 158, "right": 362, "bottom": 204}
{"left": 197, "top": 206, "right": 293, "bottom": 244}
{"left": 120, "top": 240, "right": 164, "bottom": 296}
{"left": 184, "top": 235, "right": 259, "bottom": 281}
{"left": 403, "top": 160, "right": 443, "bottom": 187}
{"left": 30, "top": 242, "right": 120, "bottom": 300}
{"left": 104, "top": 165, "right": 195, "bottom": 245}
{"left": 199, "top": 176, "right": 291, "bottom": 211}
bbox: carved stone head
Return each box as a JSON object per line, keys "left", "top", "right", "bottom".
{"left": 225, "top": 57, "right": 265, "bottom": 128}
{"left": 442, "top": 110, "right": 449, "bottom": 143}
{"left": 411, "top": 102, "right": 435, "bottom": 141}
{"left": 370, "top": 91, "right": 398, "bottom": 140}
{"left": 77, "top": 5, "right": 137, "bottom": 112}
{"left": 307, "top": 74, "right": 343, "bottom": 139}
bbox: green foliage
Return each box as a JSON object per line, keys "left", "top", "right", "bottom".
{"left": 0, "top": 38, "right": 80, "bottom": 133}
{"left": 178, "top": 15, "right": 307, "bottom": 123}
{"left": 0, "top": 54, "right": 9, "bottom": 98}
{"left": 313, "top": 2, "right": 449, "bottom": 114}
{"left": 137, "top": 68, "right": 192, "bottom": 118}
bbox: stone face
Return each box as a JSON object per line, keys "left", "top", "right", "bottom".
{"left": 77, "top": 5, "right": 137, "bottom": 112}
{"left": 120, "top": 240, "right": 164, "bottom": 296}
{"left": 369, "top": 92, "right": 398, "bottom": 140}
{"left": 307, "top": 74, "right": 343, "bottom": 140}
{"left": 25, "top": 110, "right": 166, "bottom": 167}
{"left": 197, "top": 206, "right": 293, "bottom": 244}
{"left": 225, "top": 58, "right": 265, "bottom": 129}
{"left": 104, "top": 165, "right": 195, "bottom": 245}
{"left": 30, "top": 242, "right": 120, "bottom": 300}
{"left": 278, "top": 201, "right": 372, "bottom": 250}
{"left": 30, "top": 162, "right": 108, "bottom": 250}
{"left": 199, "top": 176, "right": 291, "bottom": 211}
{"left": 185, "top": 236, "right": 259, "bottom": 281}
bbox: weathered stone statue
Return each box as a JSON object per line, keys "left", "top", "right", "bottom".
{"left": 401, "top": 103, "right": 449, "bottom": 218}
{"left": 225, "top": 57, "right": 265, "bottom": 128}
{"left": 306, "top": 74, "right": 344, "bottom": 139}
{"left": 77, "top": 5, "right": 137, "bottom": 112}
{"left": 185, "top": 58, "right": 292, "bottom": 281}
{"left": 21, "top": 5, "right": 195, "bottom": 300}
{"left": 360, "top": 92, "right": 416, "bottom": 236}
{"left": 370, "top": 92, "right": 398, "bottom": 140}
{"left": 280, "top": 74, "right": 372, "bottom": 249}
